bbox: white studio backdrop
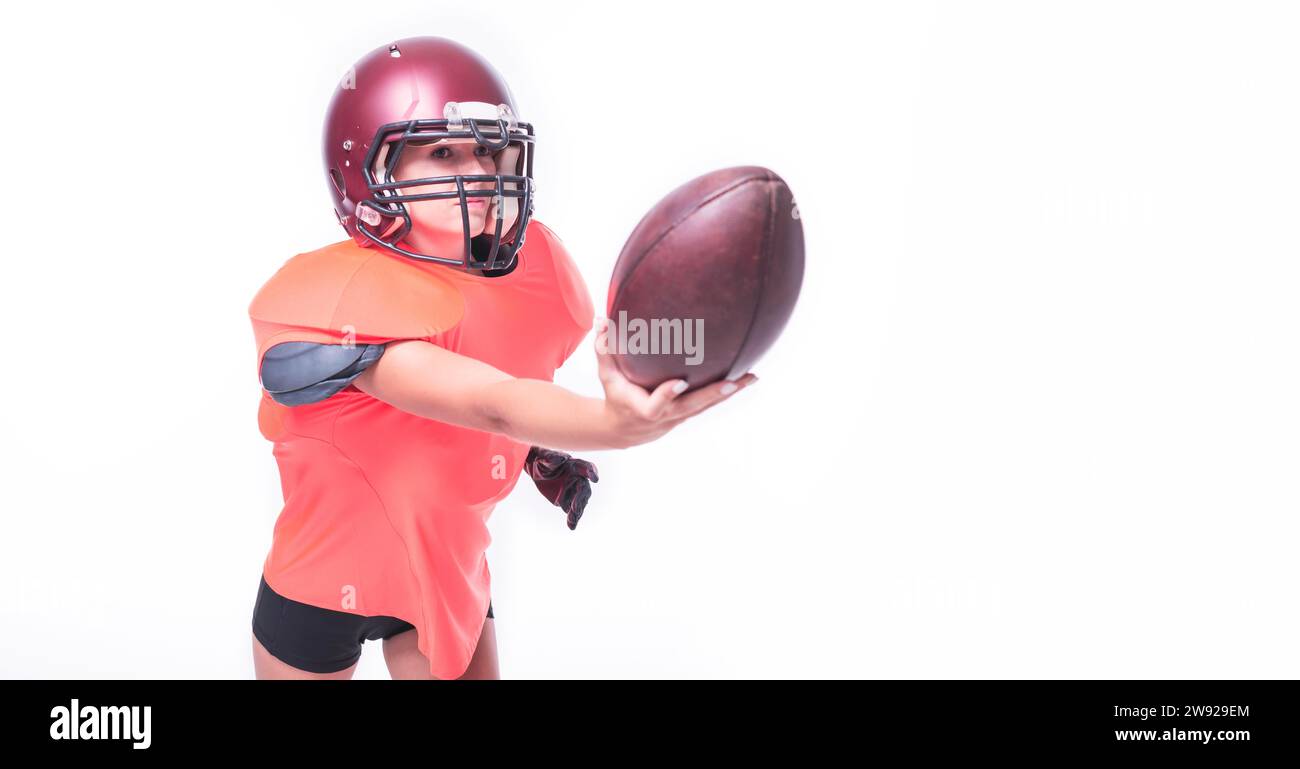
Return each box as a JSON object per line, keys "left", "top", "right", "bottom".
{"left": 0, "top": 0, "right": 1296, "bottom": 678}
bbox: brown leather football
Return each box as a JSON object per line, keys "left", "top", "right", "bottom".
{"left": 605, "top": 166, "right": 804, "bottom": 391}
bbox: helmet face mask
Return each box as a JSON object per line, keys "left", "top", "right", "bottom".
{"left": 359, "top": 112, "right": 536, "bottom": 271}
{"left": 322, "top": 38, "right": 537, "bottom": 272}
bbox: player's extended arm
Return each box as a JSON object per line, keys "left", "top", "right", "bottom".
{"left": 352, "top": 319, "right": 756, "bottom": 452}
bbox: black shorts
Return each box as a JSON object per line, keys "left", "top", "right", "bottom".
{"left": 252, "top": 575, "right": 494, "bottom": 674}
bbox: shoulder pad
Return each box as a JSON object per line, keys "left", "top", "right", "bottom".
{"left": 249, "top": 240, "right": 466, "bottom": 342}
{"left": 531, "top": 221, "right": 594, "bottom": 331}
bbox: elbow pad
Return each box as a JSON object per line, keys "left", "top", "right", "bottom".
{"left": 260, "top": 342, "right": 386, "bottom": 406}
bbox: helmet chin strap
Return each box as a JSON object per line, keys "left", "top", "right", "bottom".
{"left": 472, "top": 237, "right": 519, "bottom": 275}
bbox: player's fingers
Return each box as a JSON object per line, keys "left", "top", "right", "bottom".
{"left": 572, "top": 482, "right": 591, "bottom": 515}
{"left": 571, "top": 459, "right": 599, "bottom": 483}
{"left": 559, "top": 480, "right": 578, "bottom": 512}
{"left": 668, "top": 374, "right": 757, "bottom": 421}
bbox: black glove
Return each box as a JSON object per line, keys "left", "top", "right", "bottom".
{"left": 524, "top": 446, "right": 599, "bottom": 530}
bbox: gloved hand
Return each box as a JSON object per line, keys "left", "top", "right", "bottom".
{"left": 524, "top": 446, "right": 599, "bottom": 530}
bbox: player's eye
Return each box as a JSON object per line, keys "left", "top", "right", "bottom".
{"left": 431, "top": 147, "right": 452, "bottom": 159}
{"left": 474, "top": 145, "right": 494, "bottom": 157}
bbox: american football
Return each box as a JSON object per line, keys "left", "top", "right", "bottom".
{"left": 605, "top": 166, "right": 805, "bottom": 391}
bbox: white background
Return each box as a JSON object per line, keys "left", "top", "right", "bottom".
{"left": 1, "top": 0, "right": 1297, "bottom": 679}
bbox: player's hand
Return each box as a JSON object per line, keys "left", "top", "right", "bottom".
{"left": 594, "top": 317, "right": 757, "bottom": 448}
{"left": 525, "top": 446, "right": 599, "bottom": 530}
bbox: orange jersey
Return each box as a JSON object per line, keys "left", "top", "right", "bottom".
{"left": 248, "top": 219, "right": 593, "bottom": 678}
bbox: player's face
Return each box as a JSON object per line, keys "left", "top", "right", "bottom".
{"left": 372, "top": 138, "right": 522, "bottom": 264}
{"left": 379, "top": 137, "right": 495, "bottom": 231}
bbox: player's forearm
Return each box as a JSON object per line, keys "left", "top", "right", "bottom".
{"left": 479, "top": 378, "right": 625, "bottom": 452}
{"left": 353, "top": 339, "right": 708, "bottom": 453}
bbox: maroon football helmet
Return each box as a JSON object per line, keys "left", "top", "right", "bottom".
{"left": 321, "top": 37, "right": 535, "bottom": 270}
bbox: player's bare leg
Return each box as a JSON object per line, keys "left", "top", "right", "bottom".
{"left": 383, "top": 619, "right": 500, "bottom": 680}
{"left": 252, "top": 634, "right": 359, "bottom": 680}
